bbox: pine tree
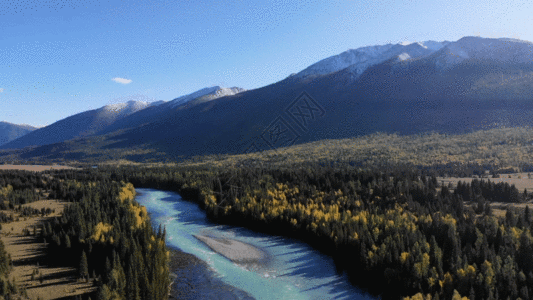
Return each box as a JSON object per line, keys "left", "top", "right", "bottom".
{"left": 103, "top": 256, "right": 112, "bottom": 283}
{"left": 79, "top": 251, "right": 88, "bottom": 281}
{"left": 64, "top": 235, "right": 71, "bottom": 249}
{"left": 0, "top": 240, "right": 10, "bottom": 276}
{"left": 96, "top": 284, "right": 112, "bottom": 300}
{"left": 469, "top": 287, "right": 476, "bottom": 300}
{"left": 127, "top": 264, "right": 141, "bottom": 300}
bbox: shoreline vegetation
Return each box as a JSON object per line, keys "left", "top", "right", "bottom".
{"left": 110, "top": 159, "right": 533, "bottom": 299}
{"left": 167, "top": 247, "right": 255, "bottom": 300}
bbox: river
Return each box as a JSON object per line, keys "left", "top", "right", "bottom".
{"left": 135, "top": 188, "right": 376, "bottom": 300}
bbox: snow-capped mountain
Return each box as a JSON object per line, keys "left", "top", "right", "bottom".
{"left": 98, "top": 86, "right": 247, "bottom": 135}
{"left": 294, "top": 40, "right": 449, "bottom": 80}
{"left": 168, "top": 86, "right": 245, "bottom": 108}
{"left": 7, "top": 36, "right": 533, "bottom": 161}
{"left": 430, "top": 36, "right": 533, "bottom": 70}
{"left": 101, "top": 99, "right": 166, "bottom": 113}
{"left": 77, "top": 36, "right": 533, "bottom": 161}
{"left": 0, "top": 99, "right": 162, "bottom": 149}
{"left": 99, "top": 100, "right": 165, "bottom": 119}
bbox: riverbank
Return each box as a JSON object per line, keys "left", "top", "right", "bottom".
{"left": 137, "top": 188, "right": 371, "bottom": 300}
{"left": 168, "top": 248, "right": 255, "bottom": 300}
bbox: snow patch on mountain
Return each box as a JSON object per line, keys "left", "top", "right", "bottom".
{"left": 97, "top": 100, "right": 159, "bottom": 123}
{"left": 215, "top": 87, "right": 245, "bottom": 97}
{"left": 433, "top": 36, "right": 533, "bottom": 70}
{"left": 168, "top": 86, "right": 245, "bottom": 108}
{"left": 398, "top": 53, "right": 411, "bottom": 61}
{"left": 294, "top": 40, "right": 448, "bottom": 80}
{"left": 101, "top": 100, "right": 150, "bottom": 114}
{"left": 420, "top": 40, "right": 450, "bottom": 51}
{"left": 168, "top": 86, "right": 221, "bottom": 108}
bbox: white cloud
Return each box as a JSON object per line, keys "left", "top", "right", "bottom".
{"left": 0, "top": 88, "right": 3, "bottom": 93}
{"left": 112, "top": 77, "right": 132, "bottom": 84}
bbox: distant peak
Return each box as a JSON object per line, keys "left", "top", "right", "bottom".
{"left": 295, "top": 39, "right": 448, "bottom": 80}
{"left": 168, "top": 86, "right": 245, "bottom": 108}
{"left": 0, "top": 121, "right": 38, "bottom": 129}
{"left": 455, "top": 36, "right": 532, "bottom": 45}
{"left": 100, "top": 100, "right": 152, "bottom": 114}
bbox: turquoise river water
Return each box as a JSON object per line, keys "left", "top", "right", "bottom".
{"left": 136, "top": 188, "right": 376, "bottom": 300}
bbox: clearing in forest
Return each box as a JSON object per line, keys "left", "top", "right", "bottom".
{"left": 0, "top": 199, "right": 95, "bottom": 300}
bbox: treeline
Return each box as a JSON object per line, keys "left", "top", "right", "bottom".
{"left": 91, "top": 163, "right": 533, "bottom": 300}
{"left": 0, "top": 169, "right": 170, "bottom": 300}
{"left": 455, "top": 179, "right": 524, "bottom": 204}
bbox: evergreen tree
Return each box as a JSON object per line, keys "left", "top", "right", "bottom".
{"left": 0, "top": 240, "right": 10, "bottom": 276}
{"left": 79, "top": 250, "right": 88, "bottom": 281}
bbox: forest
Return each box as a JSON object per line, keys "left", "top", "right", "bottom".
{"left": 1, "top": 127, "right": 533, "bottom": 299}
{"left": 0, "top": 169, "right": 170, "bottom": 300}
{"left": 94, "top": 162, "right": 533, "bottom": 300}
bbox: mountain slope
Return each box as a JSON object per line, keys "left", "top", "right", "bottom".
{"left": 0, "top": 122, "right": 38, "bottom": 146}
{"left": 98, "top": 86, "right": 246, "bottom": 135}
{"left": 94, "top": 36, "right": 533, "bottom": 159}
{"left": 0, "top": 100, "right": 161, "bottom": 149}
{"left": 168, "top": 86, "right": 245, "bottom": 108}
{"left": 294, "top": 40, "right": 448, "bottom": 81}
{"left": 9, "top": 36, "right": 533, "bottom": 162}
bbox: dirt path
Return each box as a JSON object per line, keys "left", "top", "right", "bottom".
{"left": 1, "top": 199, "right": 95, "bottom": 300}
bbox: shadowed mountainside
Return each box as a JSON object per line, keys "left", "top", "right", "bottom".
{"left": 0, "top": 122, "right": 37, "bottom": 146}
{"left": 5, "top": 37, "right": 533, "bottom": 162}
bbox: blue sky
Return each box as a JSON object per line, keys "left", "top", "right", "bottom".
{"left": 1, "top": 0, "right": 533, "bottom": 127}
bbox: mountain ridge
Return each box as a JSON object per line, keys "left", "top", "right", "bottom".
{"left": 4, "top": 36, "right": 533, "bottom": 162}
{"left": 0, "top": 100, "right": 162, "bottom": 149}
{"left": 294, "top": 40, "right": 450, "bottom": 81}
{"left": 0, "top": 122, "right": 38, "bottom": 146}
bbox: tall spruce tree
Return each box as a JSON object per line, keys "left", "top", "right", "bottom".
{"left": 79, "top": 250, "right": 88, "bottom": 280}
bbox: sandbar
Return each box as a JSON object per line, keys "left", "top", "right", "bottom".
{"left": 194, "top": 234, "right": 268, "bottom": 264}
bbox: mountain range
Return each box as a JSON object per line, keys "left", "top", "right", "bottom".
{"left": 0, "top": 100, "right": 166, "bottom": 150}
{"left": 3, "top": 36, "right": 533, "bottom": 162}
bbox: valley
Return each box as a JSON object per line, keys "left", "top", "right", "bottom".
{"left": 2, "top": 125, "right": 533, "bottom": 299}
{"left": 4, "top": 6, "right": 533, "bottom": 298}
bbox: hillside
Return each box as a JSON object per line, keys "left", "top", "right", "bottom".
{"left": 0, "top": 100, "right": 163, "bottom": 150}
{"left": 5, "top": 36, "right": 533, "bottom": 161}
{"left": 0, "top": 122, "right": 37, "bottom": 146}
